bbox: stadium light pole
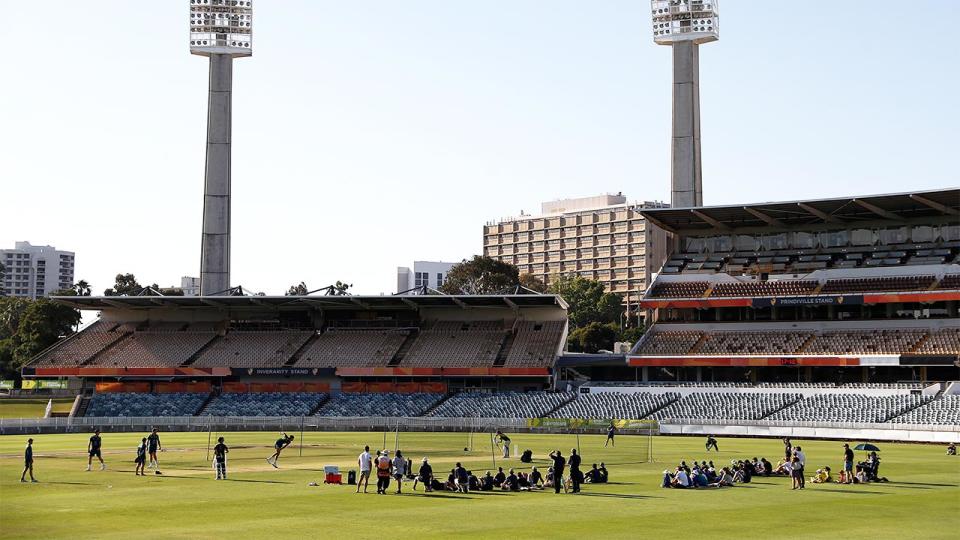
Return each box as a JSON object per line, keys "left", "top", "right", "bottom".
{"left": 651, "top": 0, "right": 719, "bottom": 208}
{"left": 190, "top": 0, "right": 253, "bottom": 295}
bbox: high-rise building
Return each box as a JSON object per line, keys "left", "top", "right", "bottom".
{"left": 397, "top": 261, "right": 458, "bottom": 293}
{"left": 482, "top": 194, "right": 669, "bottom": 306}
{"left": 1, "top": 242, "right": 75, "bottom": 299}
{"left": 651, "top": 0, "right": 719, "bottom": 208}
{"left": 191, "top": 0, "right": 253, "bottom": 295}
{"left": 180, "top": 276, "right": 201, "bottom": 297}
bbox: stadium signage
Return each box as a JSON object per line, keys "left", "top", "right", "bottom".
{"left": 0, "top": 380, "right": 14, "bottom": 389}
{"left": 752, "top": 295, "right": 864, "bottom": 307}
{"left": 528, "top": 418, "right": 658, "bottom": 430}
{"left": 242, "top": 368, "right": 318, "bottom": 376}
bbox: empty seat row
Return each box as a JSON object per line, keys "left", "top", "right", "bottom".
{"left": 314, "top": 392, "right": 444, "bottom": 417}
{"left": 85, "top": 392, "right": 207, "bottom": 417}
{"left": 428, "top": 391, "right": 573, "bottom": 418}
{"left": 650, "top": 392, "right": 802, "bottom": 421}
{"left": 201, "top": 392, "right": 327, "bottom": 416}
{"left": 551, "top": 392, "right": 679, "bottom": 420}
{"left": 767, "top": 394, "right": 930, "bottom": 423}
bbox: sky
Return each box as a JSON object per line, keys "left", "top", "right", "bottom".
{"left": 1, "top": 1, "right": 958, "bottom": 298}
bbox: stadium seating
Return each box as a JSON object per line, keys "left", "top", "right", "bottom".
{"left": 503, "top": 321, "right": 565, "bottom": 367}
{"left": 193, "top": 331, "right": 313, "bottom": 368}
{"left": 697, "top": 331, "right": 809, "bottom": 355}
{"left": 402, "top": 321, "right": 506, "bottom": 367}
{"left": 820, "top": 275, "right": 936, "bottom": 295}
{"left": 648, "top": 281, "right": 710, "bottom": 298}
{"left": 550, "top": 392, "right": 678, "bottom": 420}
{"left": 634, "top": 331, "right": 702, "bottom": 355}
{"left": 90, "top": 331, "right": 217, "bottom": 367}
{"left": 913, "top": 328, "right": 960, "bottom": 355}
{"left": 427, "top": 391, "right": 573, "bottom": 418}
{"left": 888, "top": 395, "right": 960, "bottom": 425}
{"left": 314, "top": 393, "right": 444, "bottom": 417}
{"left": 710, "top": 280, "right": 818, "bottom": 298}
{"left": 295, "top": 329, "right": 409, "bottom": 368}
{"left": 806, "top": 330, "right": 926, "bottom": 355}
{"left": 31, "top": 321, "right": 128, "bottom": 366}
{"left": 85, "top": 392, "right": 207, "bottom": 417}
{"left": 766, "top": 394, "right": 930, "bottom": 423}
{"left": 649, "top": 392, "right": 802, "bottom": 420}
{"left": 201, "top": 392, "right": 327, "bottom": 416}
{"left": 938, "top": 274, "right": 960, "bottom": 290}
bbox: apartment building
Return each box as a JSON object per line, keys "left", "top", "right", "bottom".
{"left": 1, "top": 241, "right": 75, "bottom": 299}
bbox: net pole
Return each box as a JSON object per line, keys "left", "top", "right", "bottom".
{"left": 206, "top": 421, "right": 212, "bottom": 461}
{"left": 383, "top": 427, "right": 387, "bottom": 452}
{"left": 394, "top": 420, "right": 400, "bottom": 452}
{"left": 490, "top": 432, "right": 497, "bottom": 470}
{"left": 576, "top": 430, "right": 581, "bottom": 456}
{"left": 299, "top": 415, "right": 304, "bottom": 457}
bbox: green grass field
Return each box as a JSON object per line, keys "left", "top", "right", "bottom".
{"left": 1, "top": 431, "right": 958, "bottom": 539}
{"left": 0, "top": 399, "right": 74, "bottom": 419}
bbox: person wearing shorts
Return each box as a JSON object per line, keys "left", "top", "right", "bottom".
{"left": 267, "top": 433, "right": 294, "bottom": 468}
{"left": 375, "top": 451, "right": 392, "bottom": 494}
{"left": 392, "top": 450, "right": 406, "bottom": 494}
{"left": 605, "top": 424, "right": 616, "bottom": 447}
{"left": 147, "top": 428, "right": 162, "bottom": 474}
{"left": 87, "top": 429, "right": 105, "bottom": 471}
{"left": 842, "top": 443, "right": 854, "bottom": 483}
{"left": 356, "top": 445, "right": 372, "bottom": 493}
{"left": 135, "top": 437, "right": 147, "bottom": 476}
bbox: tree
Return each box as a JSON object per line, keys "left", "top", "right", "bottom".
{"left": 548, "top": 274, "right": 622, "bottom": 329}
{"left": 286, "top": 282, "right": 309, "bottom": 296}
{"left": 567, "top": 322, "right": 619, "bottom": 353}
{"left": 104, "top": 273, "right": 141, "bottom": 296}
{"left": 330, "top": 281, "right": 352, "bottom": 296}
{"left": 0, "top": 297, "right": 80, "bottom": 378}
{"left": 519, "top": 273, "right": 548, "bottom": 293}
{"left": 439, "top": 256, "right": 520, "bottom": 295}
{"left": 72, "top": 280, "right": 92, "bottom": 297}
{"left": 619, "top": 325, "right": 646, "bottom": 345}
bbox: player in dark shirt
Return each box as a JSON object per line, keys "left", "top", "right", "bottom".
{"left": 135, "top": 437, "right": 147, "bottom": 476}
{"left": 549, "top": 450, "right": 566, "bottom": 494}
{"left": 147, "top": 428, "right": 162, "bottom": 473}
{"left": 413, "top": 457, "right": 433, "bottom": 492}
{"left": 87, "top": 429, "right": 105, "bottom": 471}
{"left": 267, "top": 433, "right": 294, "bottom": 468}
{"left": 706, "top": 435, "right": 719, "bottom": 452}
{"left": 21, "top": 438, "right": 37, "bottom": 483}
{"left": 569, "top": 448, "right": 583, "bottom": 493}
{"left": 214, "top": 437, "right": 229, "bottom": 480}
{"left": 495, "top": 430, "right": 512, "bottom": 458}
{"left": 605, "top": 424, "right": 616, "bottom": 447}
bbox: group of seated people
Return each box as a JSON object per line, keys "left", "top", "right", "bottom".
{"left": 411, "top": 460, "right": 609, "bottom": 494}
{"left": 841, "top": 452, "right": 886, "bottom": 484}
{"left": 663, "top": 457, "right": 782, "bottom": 489}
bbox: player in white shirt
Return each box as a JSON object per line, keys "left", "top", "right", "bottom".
{"left": 356, "top": 445, "right": 372, "bottom": 493}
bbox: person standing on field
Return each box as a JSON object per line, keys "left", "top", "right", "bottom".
{"left": 392, "top": 450, "right": 406, "bottom": 494}
{"left": 605, "top": 423, "right": 616, "bottom": 447}
{"left": 569, "top": 448, "right": 582, "bottom": 493}
{"left": 147, "top": 428, "right": 162, "bottom": 474}
{"left": 842, "top": 443, "right": 855, "bottom": 484}
{"left": 375, "top": 451, "right": 392, "bottom": 494}
{"left": 356, "top": 445, "right": 372, "bottom": 493}
{"left": 548, "top": 450, "right": 566, "bottom": 494}
{"left": 267, "top": 433, "right": 294, "bottom": 468}
{"left": 214, "top": 437, "right": 229, "bottom": 480}
{"left": 135, "top": 437, "right": 147, "bottom": 476}
{"left": 87, "top": 429, "right": 105, "bottom": 471}
{"left": 20, "top": 438, "right": 37, "bottom": 483}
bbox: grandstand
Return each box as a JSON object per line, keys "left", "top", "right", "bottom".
{"left": 628, "top": 189, "right": 959, "bottom": 387}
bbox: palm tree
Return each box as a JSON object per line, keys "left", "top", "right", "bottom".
{"left": 73, "top": 280, "right": 91, "bottom": 297}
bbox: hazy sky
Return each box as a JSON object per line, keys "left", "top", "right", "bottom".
{"left": 1, "top": 1, "right": 957, "bottom": 297}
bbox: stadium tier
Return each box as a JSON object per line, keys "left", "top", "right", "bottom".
{"left": 426, "top": 391, "right": 574, "bottom": 418}
{"left": 192, "top": 331, "right": 313, "bottom": 368}
{"left": 550, "top": 392, "right": 678, "bottom": 420}
{"left": 649, "top": 392, "right": 802, "bottom": 421}
{"left": 200, "top": 392, "right": 328, "bottom": 416}
{"left": 315, "top": 392, "right": 444, "bottom": 417}
{"left": 765, "top": 394, "right": 931, "bottom": 423}
{"left": 295, "top": 329, "right": 410, "bottom": 368}
{"left": 402, "top": 321, "right": 506, "bottom": 368}
{"left": 85, "top": 392, "right": 208, "bottom": 417}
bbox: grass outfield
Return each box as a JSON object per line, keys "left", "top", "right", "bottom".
{"left": 1, "top": 431, "right": 958, "bottom": 539}
{"left": 0, "top": 399, "right": 74, "bottom": 419}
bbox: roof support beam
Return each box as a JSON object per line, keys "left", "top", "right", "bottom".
{"left": 200, "top": 299, "right": 227, "bottom": 308}
{"left": 691, "top": 210, "right": 730, "bottom": 230}
{"left": 910, "top": 193, "right": 960, "bottom": 216}
{"left": 743, "top": 207, "right": 786, "bottom": 228}
{"left": 451, "top": 297, "right": 469, "bottom": 310}
{"left": 400, "top": 298, "right": 419, "bottom": 311}
{"left": 853, "top": 198, "right": 901, "bottom": 220}
{"left": 797, "top": 202, "right": 843, "bottom": 224}
{"left": 349, "top": 297, "right": 369, "bottom": 309}
{"left": 641, "top": 213, "right": 676, "bottom": 234}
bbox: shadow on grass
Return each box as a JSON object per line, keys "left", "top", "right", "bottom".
{"left": 227, "top": 478, "right": 293, "bottom": 484}
{"left": 43, "top": 481, "right": 99, "bottom": 486}
{"left": 415, "top": 493, "right": 478, "bottom": 500}
{"left": 577, "top": 492, "right": 659, "bottom": 500}
{"left": 892, "top": 481, "right": 958, "bottom": 488}
{"left": 816, "top": 488, "right": 888, "bottom": 495}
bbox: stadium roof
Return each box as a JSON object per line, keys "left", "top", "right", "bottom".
{"left": 51, "top": 294, "right": 568, "bottom": 311}
{"left": 640, "top": 188, "right": 960, "bottom": 235}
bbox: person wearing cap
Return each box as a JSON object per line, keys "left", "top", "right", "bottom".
{"left": 413, "top": 457, "right": 433, "bottom": 492}
{"left": 356, "top": 445, "right": 373, "bottom": 493}
{"left": 375, "top": 451, "right": 392, "bottom": 494}
{"left": 568, "top": 448, "right": 582, "bottom": 493}
{"left": 213, "top": 436, "right": 229, "bottom": 480}
{"left": 842, "top": 443, "right": 855, "bottom": 483}
{"left": 87, "top": 429, "right": 105, "bottom": 471}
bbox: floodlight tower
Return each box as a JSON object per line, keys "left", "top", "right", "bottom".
{"left": 190, "top": 0, "right": 253, "bottom": 295}
{"left": 651, "top": 0, "right": 718, "bottom": 208}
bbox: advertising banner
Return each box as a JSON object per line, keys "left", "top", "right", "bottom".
{"left": 0, "top": 380, "right": 14, "bottom": 390}
{"left": 527, "top": 418, "right": 658, "bottom": 430}
{"left": 21, "top": 380, "right": 37, "bottom": 390}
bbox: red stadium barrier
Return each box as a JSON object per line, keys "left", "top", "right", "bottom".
{"left": 222, "top": 382, "right": 249, "bottom": 393}
{"left": 341, "top": 382, "right": 367, "bottom": 393}
{"left": 95, "top": 382, "right": 150, "bottom": 393}
{"left": 155, "top": 382, "right": 188, "bottom": 393}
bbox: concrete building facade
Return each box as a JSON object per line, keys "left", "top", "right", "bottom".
{"left": 483, "top": 194, "right": 669, "bottom": 306}
{"left": 1, "top": 242, "right": 75, "bottom": 299}
{"left": 396, "top": 261, "right": 457, "bottom": 293}
{"left": 180, "top": 276, "right": 200, "bottom": 297}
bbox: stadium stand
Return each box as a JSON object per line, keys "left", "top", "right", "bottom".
{"left": 315, "top": 392, "right": 444, "bottom": 417}
{"left": 402, "top": 321, "right": 506, "bottom": 367}
{"left": 427, "top": 391, "right": 573, "bottom": 418}
{"left": 294, "top": 329, "right": 409, "bottom": 368}
{"left": 192, "top": 331, "right": 313, "bottom": 368}
{"left": 634, "top": 330, "right": 703, "bottom": 355}
{"left": 30, "top": 321, "right": 128, "bottom": 366}
{"left": 85, "top": 392, "right": 207, "bottom": 417}
{"left": 697, "top": 331, "right": 809, "bottom": 355}
{"left": 766, "top": 394, "right": 930, "bottom": 423}
{"left": 913, "top": 328, "right": 960, "bottom": 355}
{"left": 90, "top": 331, "right": 216, "bottom": 367}
{"left": 550, "top": 392, "right": 678, "bottom": 420}
{"left": 820, "top": 275, "right": 936, "bottom": 295}
{"left": 888, "top": 395, "right": 960, "bottom": 425}
{"left": 939, "top": 274, "right": 960, "bottom": 290}
{"left": 201, "top": 392, "right": 327, "bottom": 416}
{"left": 710, "top": 280, "right": 818, "bottom": 298}
{"left": 806, "top": 330, "right": 927, "bottom": 355}
{"left": 649, "top": 392, "right": 802, "bottom": 420}
{"left": 503, "top": 321, "right": 565, "bottom": 367}
{"left": 649, "top": 281, "right": 710, "bottom": 298}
